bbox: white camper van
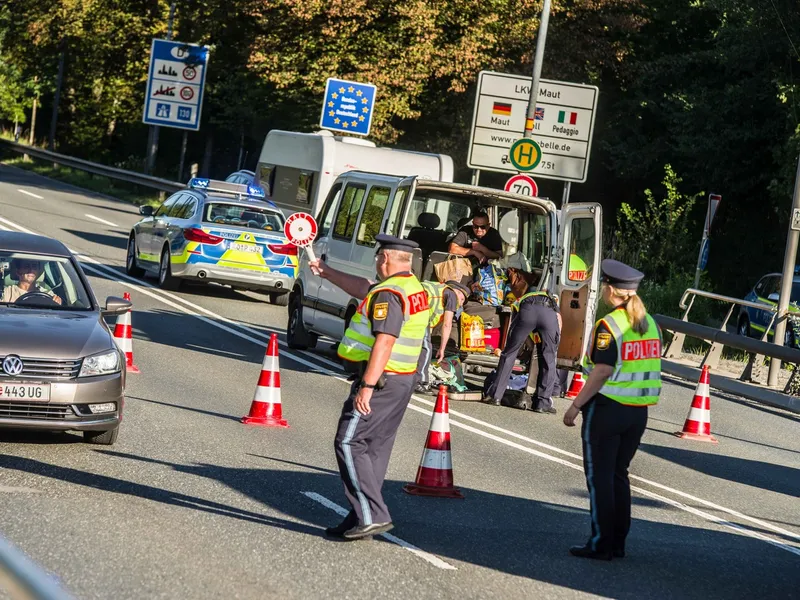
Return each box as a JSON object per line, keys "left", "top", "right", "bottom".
{"left": 254, "top": 130, "right": 454, "bottom": 217}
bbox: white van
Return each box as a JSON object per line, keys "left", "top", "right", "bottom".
{"left": 254, "top": 130, "right": 454, "bottom": 218}
{"left": 286, "top": 171, "right": 603, "bottom": 377}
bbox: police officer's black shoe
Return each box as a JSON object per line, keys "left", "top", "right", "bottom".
{"left": 569, "top": 544, "right": 613, "bottom": 561}
{"left": 343, "top": 522, "right": 394, "bottom": 540}
{"left": 481, "top": 395, "right": 501, "bottom": 406}
{"left": 324, "top": 512, "right": 358, "bottom": 538}
{"left": 612, "top": 547, "right": 625, "bottom": 558}
{"left": 533, "top": 406, "right": 557, "bottom": 414}
{"left": 414, "top": 383, "right": 432, "bottom": 394}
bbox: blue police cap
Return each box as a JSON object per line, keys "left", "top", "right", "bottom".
{"left": 375, "top": 234, "right": 419, "bottom": 252}
{"left": 601, "top": 259, "right": 644, "bottom": 290}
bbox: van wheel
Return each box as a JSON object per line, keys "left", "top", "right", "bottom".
{"left": 158, "top": 248, "right": 182, "bottom": 291}
{"left": 83, "top": 427, "right": 119, "bottom": 445}
{"left": 269, "top": 291, "right": 290, "bottom": 307}
{"left": 287, "top": 295, "right": 317, "bottom": 350}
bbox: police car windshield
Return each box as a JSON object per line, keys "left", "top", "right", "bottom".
{"left": 203, "top": 203, "right": 284, "bottom": 232}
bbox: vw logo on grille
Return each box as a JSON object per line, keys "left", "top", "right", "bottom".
{"left": 2, "top": 355, "right": 24, "bottom": 376}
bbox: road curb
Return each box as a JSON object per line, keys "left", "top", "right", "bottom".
{"left": 662, "top": 359, "right": 800, "bottom": 415}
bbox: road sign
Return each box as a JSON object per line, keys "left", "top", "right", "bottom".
{"left": 143, "top": 39, "right": 209, "bottom": 131}
{"left": 319, "top": 78, "right": 377, "bottom": 137}
{"left": 508, "top": 139, "right": 542, "bottom": 171}
{"left": 699, "top": 238, "right": 710, "bottom": 270}
{"left": 706, "top": 193, "right": 722, "bottom": 233}
{"left": 284, "top": 212, "right": 318, "bottom": 261}
{"left": 792, "top": 208, "right": 800, "bottom": 232}
{"left": 467, "top": 71, "right": 599, "bottom": 182}
{"left": 504, "top": 174, "right": 539, "bottom": 197}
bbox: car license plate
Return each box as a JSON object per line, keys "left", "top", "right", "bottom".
{"left": 0, "top": 383, "right": 50, "bottom": 401}
{"left": 229, "top": 242, "right": 259, "bottom": 253}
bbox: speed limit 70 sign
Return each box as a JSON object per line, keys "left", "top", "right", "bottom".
{"left": 504, "top": 174, "right": 539, "bottom": 197}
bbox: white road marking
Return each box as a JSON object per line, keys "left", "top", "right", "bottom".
{"left": 84, "top": 214, "right": 118, "bottom": 227}
{"left": 17, "top": 188, "right": 43, "bottom": 199}
{"left": 0, "top": 213, "right": 797, "bottom": 556}
{"left": 301, "top": 491, "right": 457, "bottom": 570}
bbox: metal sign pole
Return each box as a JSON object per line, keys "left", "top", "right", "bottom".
{"left": 145, "top": 1, "right": 176, "bottom": 175}
{"left": 523, "top": 0, "right": 552, "bottom": 140}
{"left": 177, "top": 130, "right": 188, "bottom": 181}
{"left": 562, "top": 181, "right": 572, "bottom": 206}
{"left": 471, "top": 169, "right": 481, "bottom": 186}
{"left": 767, "top": 154, "right": 800, "bottom": 387}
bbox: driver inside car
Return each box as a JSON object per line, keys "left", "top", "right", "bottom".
{"left": 1, "top": 258, "right": 63, "bottom": 305}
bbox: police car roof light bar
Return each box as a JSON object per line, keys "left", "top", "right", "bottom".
{"left": 187, "top": 178, "right": 268, "bottom": 202}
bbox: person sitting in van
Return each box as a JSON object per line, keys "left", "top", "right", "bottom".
{"left": 447, "top": 211, "right": 504, "bottom": 264}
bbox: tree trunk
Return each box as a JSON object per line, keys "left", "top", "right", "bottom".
{"left": 200, "top": 133, "right": 213, "bottom": 177}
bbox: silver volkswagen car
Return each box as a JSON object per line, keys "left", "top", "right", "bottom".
{"left": 0, "top": 231, "right": 130, "bottom": 444}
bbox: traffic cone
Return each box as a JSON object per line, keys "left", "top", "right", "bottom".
{"left": 564, "top": 371, "right": 585, "bottom": 399}
{"left": 242, "top": 333, "right": 289, "bottom": 428}
{"left": 113, "top": 292, "right": 139, "bottom": 374}
{"left": 674, "top": 365, "right": 718, "bottom": 443}
{"left": 403, "top": 385, "right": 464, "bottom": 498}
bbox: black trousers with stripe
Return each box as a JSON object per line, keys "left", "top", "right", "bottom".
{"left": 580, "top": 394, "right": 648, "bottom": 552}
{"left": 333, "top": 373, "right": 416, "bottom": 526}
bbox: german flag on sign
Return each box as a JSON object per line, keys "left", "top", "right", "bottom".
{"left": 492, "top": 102, "right": 512, "bottom": 116}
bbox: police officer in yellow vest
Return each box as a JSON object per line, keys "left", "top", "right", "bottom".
{"left": 309, "top": 234, "right": 429, "bottom": 540}
{"left": 482, "top": 286, "right": 561, "bottom": 412}
{"left": 417, "top": 280, "right": 470, "bottom": 393}
{"left": 563, "top": 259, "right": 662, "bottom": 560}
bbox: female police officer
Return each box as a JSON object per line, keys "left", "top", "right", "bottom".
{"left": 563, "top": 259, "right": 662, "bottom": 560}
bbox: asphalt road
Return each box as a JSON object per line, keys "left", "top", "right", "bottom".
{"left": 0, "top": 164, "right": 798, "bottom": 599}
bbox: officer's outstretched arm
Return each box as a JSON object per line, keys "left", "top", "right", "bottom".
{"left": 310, "top": 259, "right": 372, "bottom": 300}
{"left": 362, "top": 333, "right": 395, "bottom": 386}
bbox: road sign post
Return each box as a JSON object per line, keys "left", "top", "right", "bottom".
{"left": 768, "top": 156, "right": 800, "bottom": 387}
{"left": 523, "top": 0, "right": 552, "bottom": 141}
{"left": 319, "top": 78, "right": 377, "bottom": 136}
{"left": 467, "top": 71, "right": 599, "bottom": 183}
{"left": 504, "top": 174, "right": 538, "bottom": 197}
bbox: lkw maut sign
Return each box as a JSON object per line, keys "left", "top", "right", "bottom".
{"left": 143, "top": 39, "right": 210, "bottom": 131}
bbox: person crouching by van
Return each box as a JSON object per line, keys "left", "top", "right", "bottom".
{"left": 416, "top": 280, "right": 470, "bottom": 394}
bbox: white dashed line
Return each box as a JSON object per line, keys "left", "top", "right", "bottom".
{"left": 17, "top": 189, "right": 43, "bottom": 199}
{"left": 85, "top": 214, "right": 119, "bottom": 227}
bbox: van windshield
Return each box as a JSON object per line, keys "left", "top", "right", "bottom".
{"left": 203, "top": 203, "right": 284, "bottom": 232}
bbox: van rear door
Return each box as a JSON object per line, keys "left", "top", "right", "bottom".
{"left": 556, "top": 203, "right": 603, "bottom": 367}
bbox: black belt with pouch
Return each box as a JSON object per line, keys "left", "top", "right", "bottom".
{"left": 345, "top": 361, "right": 387, "bottom": 389}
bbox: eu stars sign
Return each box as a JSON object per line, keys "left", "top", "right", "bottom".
{"left": 319, "top": 78, "right": 377, "bottom": 136}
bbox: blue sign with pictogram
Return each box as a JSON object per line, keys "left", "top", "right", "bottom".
{"left": 143, "top": 39, "right": 210, "bottom": 131}
{"left": 319, "top": 78, "right": 377, "bottom": 136}
{"left": 699, "top": 238, "right": 710, "bottom": 270}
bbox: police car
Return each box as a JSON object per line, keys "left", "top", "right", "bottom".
{"left": 737, "top": 269, "right": 800, "bottom": 348}
{"left": 126, "top": 178, "right": 297, "bottom": 305}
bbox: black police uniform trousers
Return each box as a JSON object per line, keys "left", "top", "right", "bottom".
{"left": 581, "top": 394, "right": 648, "bottom": 553}
{"left": 487, "top": 297, "right": 560, "bottom": 408}
{"left": 334, "top": 373, "right": 416, "bottom": 526}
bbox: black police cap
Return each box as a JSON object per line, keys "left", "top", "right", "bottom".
{"left": 445, "top": 280, "right": 471, "bottom": 298}
{"left": 375, "top": 234, "right": 419, "bottom": 253}
{"left": 601, "top": 259, "right": 644, "bottom": 291}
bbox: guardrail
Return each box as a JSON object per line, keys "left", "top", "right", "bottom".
{"left": 657, "top": 288, "right": 800, "bottom": 396}
{"left": 0, "top": 138, "right": 184, "bottom": 195}
{"left": 0, "top": 534, "right": 74, "bottom": 599}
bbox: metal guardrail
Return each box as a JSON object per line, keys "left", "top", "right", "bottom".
{"left": 0, "top": 139, "right": 184, "bottom": 195}
{"left": 0, "top": 535, "right": 74, "bottom": 599}
{"left": 658, "top": 288, "right": 800, "bottom": 395}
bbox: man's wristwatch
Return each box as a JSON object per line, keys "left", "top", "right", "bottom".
{"left": 358, "top": 380, "right": 376, "bottom": 390}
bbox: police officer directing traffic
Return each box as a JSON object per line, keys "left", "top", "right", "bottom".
{"left": 563, "top": 259, "right": 662, "bottom": 560}
{"left": 482, "top": 281, "right": 561, "bottom": 413}
{"left": 417, "top": 280, "right": 470, "bottom": 393}
{"left": 309, "top": 234, "right": 429, "bottom": 540}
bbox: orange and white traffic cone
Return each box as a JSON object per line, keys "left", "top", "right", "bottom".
{"left": 403, "top": 385, "right": 463, "bottom": 498}
{"left": 674, "top": 365, "right": 718, "bottom": 443}
{"left": 242, "top": 333, "right": 289, "bottom": 428}
{"left": 113, "top": 292, "right": 139, "bottom": 374}
{"left": 564, "top": 371, "right": 585, "bottom": 399}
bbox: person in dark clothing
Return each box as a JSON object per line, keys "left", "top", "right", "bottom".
{"left": 447, "top": 211, "right": 504, "bottom": 264}
{"left": 563, "top": 259, "right": 662, "bottom": 560}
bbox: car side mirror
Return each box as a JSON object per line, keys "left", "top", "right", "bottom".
{"left": 102, "top": 296, "right": 131, "bottom": 317}
{"left": 139, "top": 205, "right": 154, "bottom": 216}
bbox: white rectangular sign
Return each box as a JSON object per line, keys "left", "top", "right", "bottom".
{"left": 467, "top": 71, "right": 599, "bottom": 183}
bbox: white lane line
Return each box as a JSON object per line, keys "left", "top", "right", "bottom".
{"left": 0, "top": 214, "right": 798, "bottom": 556}
{"left": 301, "top": 491, "right": 456, "bottom": 570}
{"left": 84, "top": 214, "right": 118, "bottom": 228}
{"left": 17, "top": 188, "right": 43, "bottom": 200}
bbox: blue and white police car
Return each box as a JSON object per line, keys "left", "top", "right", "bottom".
{"left": 737, "top": 269, "right": 800, "bottom": 348}
{"left": 126, "top": 178, "right": 297, "bottom": 305}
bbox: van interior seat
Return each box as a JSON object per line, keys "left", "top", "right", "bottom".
{"left": 407, "top": 212, "right": 450, "bottom": 260}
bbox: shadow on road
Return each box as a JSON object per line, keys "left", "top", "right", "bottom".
{"left": 63, "top": 228, "right": 128, "bottom": 251}
{"left": 640, "top": 442, "right": 800, "bottom": 499}
{"left": 127, "top": 396, "right": 242, "bottom": 424}
{"left": 4, "top": 452, "right": 794, "bottom": 599}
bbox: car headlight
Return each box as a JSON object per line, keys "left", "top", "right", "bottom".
{"left": 79, "top": 350, "right": 121, "bottom": 377}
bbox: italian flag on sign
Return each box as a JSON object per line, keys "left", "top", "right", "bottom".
{"left": 558, "top": 110, "right": 578, "bottom": 125}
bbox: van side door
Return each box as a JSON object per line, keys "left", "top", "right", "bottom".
{"left": 555, "top": 203, "right": 603, "bottom": 367}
